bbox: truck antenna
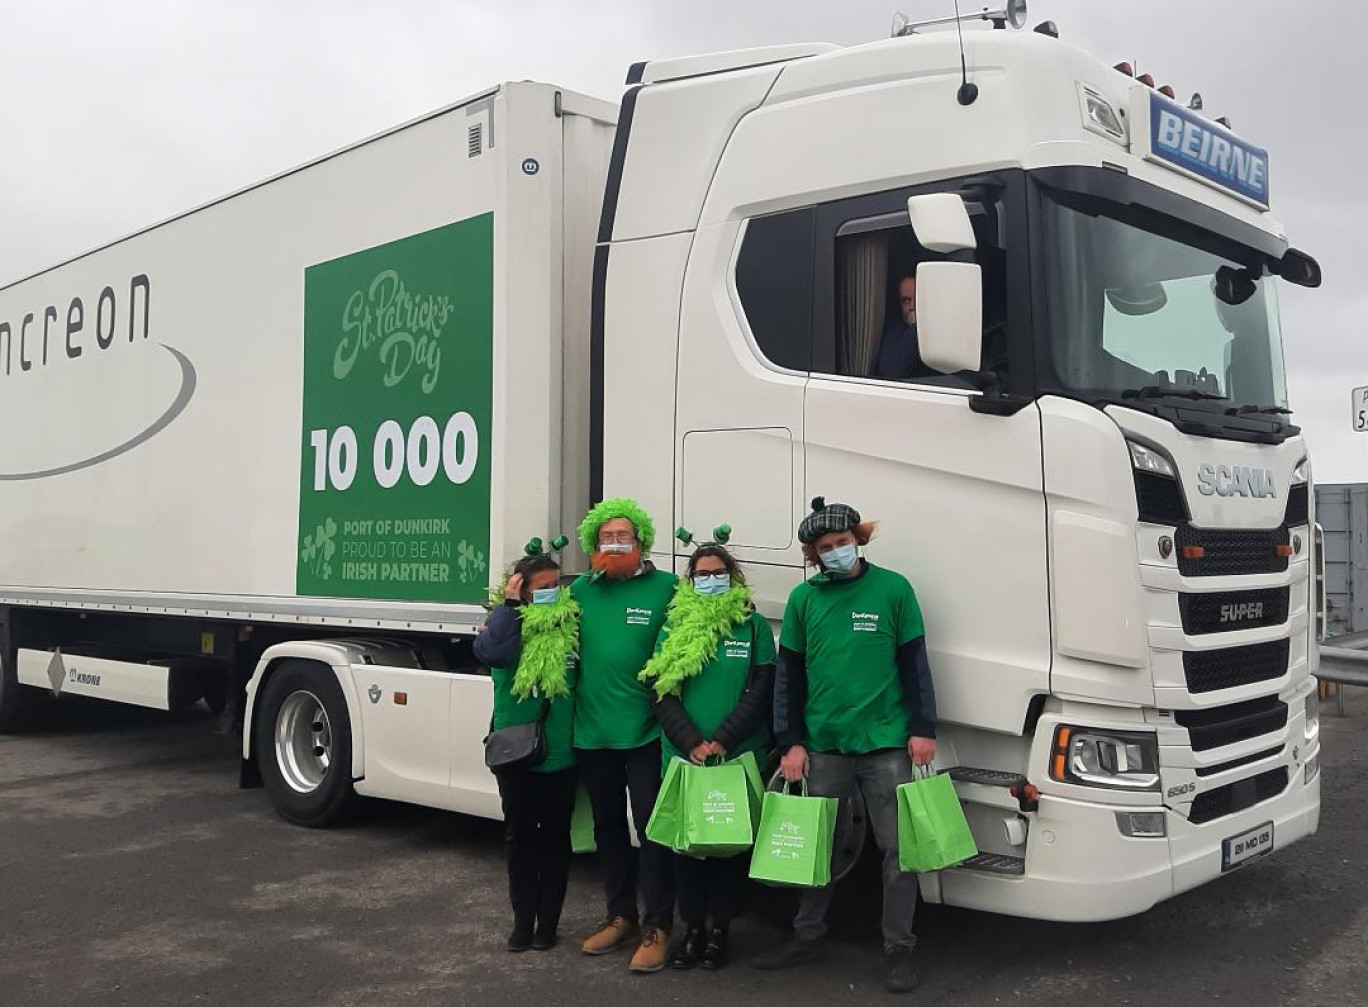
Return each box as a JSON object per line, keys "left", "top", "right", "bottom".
{"left": 954, "top": 0, "right": 979, "bottom": 104}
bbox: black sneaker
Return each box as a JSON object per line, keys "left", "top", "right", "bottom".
{"left": 508, "top": 918, "right": 535, "bottom": 952}
{"left": 701, "top": 926, "right": 730, "bottom": 970}
{"left": 530, "top": 926, "right": 558, "bottom": 951}
{"left": 885, "top": 950, "right": 917, "bottom": 994}
{"left": 670, "top": 927, "right": 707, "bottom": 970}
{"left": 751, "top": 937, "right": 827, "bottom": 971}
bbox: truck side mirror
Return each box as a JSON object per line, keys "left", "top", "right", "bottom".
{"left": 906, "top": 194, "right": 982, "bottom": 374}
{"left": 916, "top": 263, "right": 983, "bottom": 373}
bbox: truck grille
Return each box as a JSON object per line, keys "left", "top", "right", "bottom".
{"left": 1183, "top": 639, "right": 1289, "bottom": 693}
{"left": 1175, "top": 525, "right": 1290, "bottom": 577}
{"left": 1135, "top": 470, "right": 1188, "bottom": 525}
{"left": 1187, "top": 766, "right": 1288, "bottom": 824}
{"left": 1195, "top": 745, "right": 1284, "bottom": 777}
{"left": 1179, "top": 588, "right": 1289, "bottom": 635}
{"left": 1173, "top": 696, "right": 1288, "bottom": 751}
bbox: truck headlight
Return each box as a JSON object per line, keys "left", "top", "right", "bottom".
{"left": 1305, "top": 688, "right": 1320, "bottom": 740}
{"left": 1291, "top": 458, "right": 1309, "bottom": 484}
{"left": 1129, "top": 440, "right": 1175, "bottom": 478}
{"left": 1050, "top": 726, "right": 1161, "bottom": 791}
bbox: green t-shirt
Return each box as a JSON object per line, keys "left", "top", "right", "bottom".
{"left": 658, "top": 610, "right": 777, "bottom": 770}
{"left": 779, "top": 562, "right": 924, "bottom": 755}
{"left": 571, "top": 566, "right": 678, "bottom": 750}
{"left": 490, "top": 657, "right": 578, "bottom": 774}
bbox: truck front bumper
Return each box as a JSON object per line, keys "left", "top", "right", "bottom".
{"left": 936, "top": 751, "right": 1321, "bottom": 922}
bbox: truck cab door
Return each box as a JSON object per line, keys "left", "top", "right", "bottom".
{"left": 800, "top": 180, "right": 1051, "bottom": 736}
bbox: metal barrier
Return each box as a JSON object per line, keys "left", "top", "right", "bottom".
{"left": 1319, "top": 645, "right": 1368, "bottom": 716}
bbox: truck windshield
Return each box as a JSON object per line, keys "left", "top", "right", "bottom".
{"left": 1040, "top": 193, "right": 1288, "bottom": 413}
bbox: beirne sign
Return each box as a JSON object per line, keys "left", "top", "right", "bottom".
{"left": 1144, "top": 91, "right": 1270, "bottom": 209}
{"left": 297, "top": 215, "right": 493, "bottom": 605}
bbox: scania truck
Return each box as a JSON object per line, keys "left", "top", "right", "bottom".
{"left": 0, "top": 8, "right": 1323, "bottom": 921}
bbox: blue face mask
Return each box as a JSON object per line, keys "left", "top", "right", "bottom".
{"left": 821, "top": 543, "right": 859, "bottom": 574}
{"left": 598, "top": 542, "right": 634, "bottom": 554}
{"left": 693, "top": 573, "right": 731, "bottom": 597}
{"left": 530, "top": 587, "right": 560, "bottom": 605}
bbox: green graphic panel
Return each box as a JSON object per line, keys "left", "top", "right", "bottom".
{"left": 297, "top": 214, "right": 493, "bottom": 604}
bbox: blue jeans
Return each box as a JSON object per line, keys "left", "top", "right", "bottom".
{"left": 793, "top": 748, "right": 918, "bottom": 952}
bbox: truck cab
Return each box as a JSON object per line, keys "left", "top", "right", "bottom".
{"left": 597, "top": 25, "right": 1321, "bottom": 921}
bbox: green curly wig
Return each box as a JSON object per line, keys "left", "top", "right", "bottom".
{"left": 511, "top": 588, "right": 580, "bottom": 700}
{"left": 578, "top": 497, "right": 656, "bottom": 556}
{"left": 639, "top": 580, "right": 753, "bottom": 698}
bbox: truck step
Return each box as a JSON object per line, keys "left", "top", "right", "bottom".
{"left": 957, "top": 853, "right": 1026, "bottom": 876}
{"left": 947, "top": 766, "right": 1020, "bottom": 788}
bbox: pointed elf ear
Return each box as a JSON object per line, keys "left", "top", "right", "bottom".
{"left": 675, "top": 526, "right": 694, "bottom": 547}
{"left": 524, "top": 537, "right": 544, "bottom": 556}
{"left": 712, "top": 524, "right": 732, "bottom": 545}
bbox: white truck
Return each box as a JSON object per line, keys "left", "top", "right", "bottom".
{"left": 0, "top": 8, "right": 1323, "bottom": 922}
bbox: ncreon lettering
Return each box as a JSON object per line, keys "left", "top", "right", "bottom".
{"left": 0, "top": 274, "right": 150, "bottom": 378}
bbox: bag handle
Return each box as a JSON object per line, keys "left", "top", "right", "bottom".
{"left": 766, "top": 768, "right": 809, "bottom": 797}
{"left": 912, "top": 762, "right": 937, "bottom": 781}
{"left": 535, "top": 699, "right": 553, "bottom": 725}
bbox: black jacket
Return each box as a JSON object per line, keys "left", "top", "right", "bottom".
{"left": 651, "top": 629, "right": 776, "bottom": 756}
{"left": 473, "top": 601, "right": 523, "bottom": 669}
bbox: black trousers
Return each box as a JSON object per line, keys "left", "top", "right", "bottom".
{"left": 675, "top": 852, "right": 748, "bottom": 929}
{"left": 577, "top": 742, "right": 675, "bottom": 929}
{"left": 495, "top": 766, "right": 577, "bottom": 931}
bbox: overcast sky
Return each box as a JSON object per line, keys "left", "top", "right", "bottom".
{"left": 4, "top": 0, "right": 1363, "bottom": 481}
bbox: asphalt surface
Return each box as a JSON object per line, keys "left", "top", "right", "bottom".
{"left": 0, "top": 690, "right": 1364, "bottom": 1007}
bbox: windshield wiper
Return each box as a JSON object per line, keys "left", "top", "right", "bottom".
{"left": 1229, "top": 404, "right": 1293, "bottom": 416}
{"left": 1121, "top": 385, "right": 1227, "bottom": 402}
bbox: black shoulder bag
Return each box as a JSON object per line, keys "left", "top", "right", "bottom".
{"left": 484, "top": 699, "right": 552, "bottom": 772}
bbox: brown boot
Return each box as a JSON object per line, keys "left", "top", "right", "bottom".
{"left": 629, "top": 926, "right": 671, "bottom": 973}
{"left": 581, "top": 916, "right": 639, "bottom": 955}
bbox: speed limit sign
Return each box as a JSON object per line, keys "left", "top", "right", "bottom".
{"left": 1355, "top": 385, "right": 1368, "bottom": 432}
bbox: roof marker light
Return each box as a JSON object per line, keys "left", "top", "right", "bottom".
{"left": 1113, "top": 61, "right": 1134, "bottom": 76}
{"left": 1189, "top": 92, "right": 1204, "bottom": 110}
{"left": 1158, "top": 84, "right": 1176, "bottom": 98}
{"left": 1137, "top": 73, "right": 1156, "bottom": 87}
{"left": 1216, "top": 115, "right": 1233, "bottom": 129}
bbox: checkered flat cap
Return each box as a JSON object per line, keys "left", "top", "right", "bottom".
{"left": 798, "top": 497, "right": 862, "bottom": 544}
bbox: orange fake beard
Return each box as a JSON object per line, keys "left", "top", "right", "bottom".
{"left": 590, "top": 546, "right": 642, "bottom": 580}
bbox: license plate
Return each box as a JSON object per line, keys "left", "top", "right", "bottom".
{"left": 1221, "top": 820, "right": 1274, "bottom": 871}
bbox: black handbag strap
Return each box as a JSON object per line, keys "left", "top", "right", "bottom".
{"left": 536, "top": 698, "right": 553, "bottom": 725}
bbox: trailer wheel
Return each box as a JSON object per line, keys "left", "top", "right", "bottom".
{"left": 256, "top": 660, "right": 356, "bottom": 827}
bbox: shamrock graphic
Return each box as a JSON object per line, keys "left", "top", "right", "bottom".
{"left": 456, "top": 540, "right": 487, "bottom": 584}
{"left": 301, "top": 518, "right": 338, "bottom": 581}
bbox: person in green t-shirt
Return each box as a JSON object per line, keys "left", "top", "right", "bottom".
{"left": 473, "top": 545, "right": 580, "bottom": 954}
{"left": 752, "top": 498, "right": 937, "bottom": 996}
{"left": 570, "top": 497, "right": 679, "bottom": 974}
{"left": 640, "top": 528, "right": 776, "bottom": 972}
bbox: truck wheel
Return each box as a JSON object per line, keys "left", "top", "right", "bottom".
{"left": 256, "top": 660, "right": 356, "bottom": 827}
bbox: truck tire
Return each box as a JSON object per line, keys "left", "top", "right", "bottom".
{"left": 255, "top": 660, "right": 357, "bottom": 827}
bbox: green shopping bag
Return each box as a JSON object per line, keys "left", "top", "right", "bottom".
{"left": 747, "top": 780, "right": 838, "bottom": 888}
{"left": 645, "top": 757, "right": 689, "bottom": 849}
{"left": 570, "top": 783, "right": 597, "bottom": 854}
{"left": 676, "top": 758, "right": 756, "bottom": 857}
{"left": 895, "top": 766, "right": 979, "bottom": 872}
{"left": 730, "top": 750, "right": 766, "bottom": 822}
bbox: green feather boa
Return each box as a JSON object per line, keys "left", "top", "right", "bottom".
{"left": 512, "top": 588, "right": 580, "bottom": 700}
{"left": 639, "top": 582, "right": 752, "bottom": 698}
